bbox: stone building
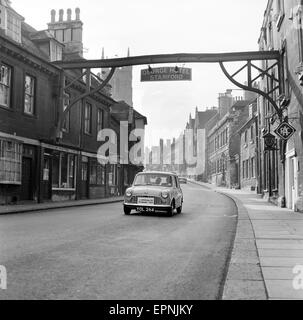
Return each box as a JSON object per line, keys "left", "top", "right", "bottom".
{"left": 258, "top": 0, "right": 303, "bottom": 210}
{"left": 238, "top": 101, "right": 259, "bottom": 192}
{"left": 206, "top": 90, "right": 255, "bottom": 188}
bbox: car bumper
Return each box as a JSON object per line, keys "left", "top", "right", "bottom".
{"left": 124, "top": 203, "right": 171, "bottom": 212}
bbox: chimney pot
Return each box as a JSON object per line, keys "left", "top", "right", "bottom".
{"left": 67, "top": 8, "right": 72, "bottom": 21}
{"left": 59, "top": 9, "right": 64, "bottom": 22}
{"left": 75, "top": 8, "right": 80, "bottom": 20}
{"left": 51, "top": 9, "right": 56, "bottom": 23}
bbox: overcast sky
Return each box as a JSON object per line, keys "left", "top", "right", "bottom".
{"left": 12, "top": 0, "right": 267, "bottom": 146}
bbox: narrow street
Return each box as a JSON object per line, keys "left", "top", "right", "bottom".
{"left": 0, "top": 183, "right": 237, "bottom": 300}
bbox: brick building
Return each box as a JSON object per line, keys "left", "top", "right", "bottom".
{"left": 0, "top": 2, "right": 147, "bottom": 204}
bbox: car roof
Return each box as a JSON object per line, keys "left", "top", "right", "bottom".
{"left": 138, "top": 171, "right": 178, "bottom": 176}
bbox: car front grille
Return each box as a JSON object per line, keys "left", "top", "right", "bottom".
{"left": 129, "top": 196, "right": 164, "bottom": 205}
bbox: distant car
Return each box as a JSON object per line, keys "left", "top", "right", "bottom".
{"left": 179, "top": 177, "right": 187, "bottom": 184}
{"left": 123, "top": 171, "right": 183, "bottom": 217}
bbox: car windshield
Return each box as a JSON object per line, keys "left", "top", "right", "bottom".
{"left": 134, "top": 174, "right": 173, "bottom": 187}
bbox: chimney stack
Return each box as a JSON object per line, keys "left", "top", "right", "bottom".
{"left": 67, "top": 8, "right": 72, "bottom": 21}
{"left": 59, "top": 9, "right": 64, "bottom": 22}
{"left": 48, "top": 7, "right": 84, "bottom": 58}
{"left": 75, "top": 8, "right": 80, "bottom": 20}
{"left": 51, "top": 9, "right": 56, "bottom": 23}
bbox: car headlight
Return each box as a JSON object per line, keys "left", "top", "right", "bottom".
{"left": 161, "top": 191, "right": 169, "bottom": 199}
{"left": 125, "top": 190, "right": 132, "bottom": 197}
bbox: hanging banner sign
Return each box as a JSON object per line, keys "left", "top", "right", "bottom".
{"left": 141, "top": 67, "right": 192, "bottom": 82}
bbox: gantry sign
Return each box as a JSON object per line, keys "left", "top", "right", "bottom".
{"left": 53, "top": 51, "right": 284, "bottom": 140}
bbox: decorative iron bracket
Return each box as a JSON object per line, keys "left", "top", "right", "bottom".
{"left": 219, "top": 58, "right": 283, "bottom": 120}
{"left": 56, "top": 67, "right": 116, "bottom": 139}
{"left": 54, "top": 51, "right": 285, "bottom": 140}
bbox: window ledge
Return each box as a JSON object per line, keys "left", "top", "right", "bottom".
{"left": 0, "top": 181, "right": 21, "bottom": 185}
{"left": 52, "top": 188, "right": 76, "bottom": 192}
{"left": 0, "top": 105, "right": 13, "bottom": 111}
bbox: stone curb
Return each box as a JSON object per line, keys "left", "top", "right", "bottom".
{"left": 0, "top": 197, "right": 124, "bottom": 215}
{"left": 217, "top": 191, "right": 268, "bottom": 300}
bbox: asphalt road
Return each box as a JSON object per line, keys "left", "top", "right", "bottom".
{"left": 0, "top": 183, "right": 238, "bottom": 300}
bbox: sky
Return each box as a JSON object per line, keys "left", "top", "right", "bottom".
{"left": 11, "top": 0, "right": 268, "bottom": 147}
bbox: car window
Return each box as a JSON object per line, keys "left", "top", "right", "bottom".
{"left": 133, "top": 174, "right": 173, "bottom": 187}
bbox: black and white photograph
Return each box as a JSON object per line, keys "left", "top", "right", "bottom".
{"left": 1, "top": 0, "right": 303, "bottom": 309}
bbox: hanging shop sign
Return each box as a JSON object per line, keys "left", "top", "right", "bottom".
{"left": 141, "top": 67, "right": 192, "bottom": 82}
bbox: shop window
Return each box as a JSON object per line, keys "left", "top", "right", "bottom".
{"left": 24, "top": 75, "right": 35, "bottom": 115}
{"left": 108, "top": 164, "right": 116, "bottom": 186}
{"left": 90, "top": 159, "right": 105, "bottom": 186}
{"left": 0, "top": 139, "right": 22, "bottom": 184}
{"left": 52, "top": 152, "right": 76, "bottom": 189}
{"left": 0, "top": 63, "right": 11, "bottom": 108}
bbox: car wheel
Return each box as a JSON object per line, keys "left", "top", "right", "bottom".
{"left": 177, "top": 205, "right": 182, "bottom": 214}
{"left": 168, "top": 202, "right": 175, "bottom": 217}
{"left": 124, "top": 207, "right": 131, "bottom": 215}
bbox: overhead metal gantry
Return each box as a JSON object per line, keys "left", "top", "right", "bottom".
{"left": 53, "top": 50, "right": 284, "bottom": 140}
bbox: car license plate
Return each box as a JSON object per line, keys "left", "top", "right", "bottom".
{"left": 137, "top": 197, "right": 155, "bottom": 205}
{"left": 137, "top": 207, "right": 155, "bottom": 213}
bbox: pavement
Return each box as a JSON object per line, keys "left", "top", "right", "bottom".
{"left": 0, "top": 197, "right": 124, "bottom": 215}
{"left": 190, "top": 180, "right": 303, "bottom": 300}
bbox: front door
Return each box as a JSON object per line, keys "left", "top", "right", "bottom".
{"left": 80, "top": 158, "right": 89, "bottom": 199}
{"left": 20, "top": 157, "right": 33, "bottom": 201}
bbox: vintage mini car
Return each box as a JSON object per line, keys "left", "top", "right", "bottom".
{"left": 123, "top": 171, "right": 183, "bottom": 216}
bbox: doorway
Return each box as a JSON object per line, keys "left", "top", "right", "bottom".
{"left": 20, "top": 157, "right": 33, "bottom": 201}
{"left": 80, "top": 156, "right": 89, "bottom": 199}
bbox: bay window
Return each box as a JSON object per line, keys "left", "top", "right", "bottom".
{"left": 52, "top": 152, "right": 76, "bottom": 189}
{"left": 0, "top": 139, "right": 22, "bottom": 184}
